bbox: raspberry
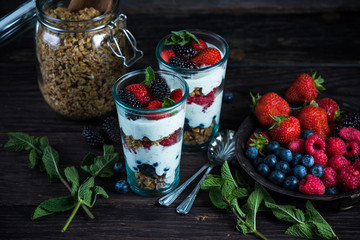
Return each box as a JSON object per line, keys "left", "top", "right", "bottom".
{"left": 299, "top": 175, "right": 325, "bottom": 195}
{"left": 344, "top": 141, "right": 360, "bottom": 158}
{"left": 339, "top": 127, "right": 360, "bottom": 143}
{"left": 320, "top": 167, "right": 338, "bottom": 187}
{"left": 288, "top": 138, "right": 306, "bottom": 154}
{"left": 353, "top": 159, "right": 360, "bottom": 171}
{"left": 328, "top": 155, "right": 351, "bottom": 171}
{"left": 313, "top": 151, "right": 328, "bottom": 167}
{"left": 305, "top": 134, "right": 326, "bottom": 155}
{"left": 337, "top": 166, "right": 360, "bottom": 190}
{"left": 170, "top": 88, "right": 183, "bottom": 103}
{"left": 325, "top": 137, "right": 346, "bottom": 157}
{"left": 160, "top": 130, "right": 179, "bottom": 146}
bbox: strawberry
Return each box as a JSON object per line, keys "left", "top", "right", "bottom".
{"left": 146, "top": 100, "right": 171, "bottom": 120}
{"left": 316, "top": 98, "right": 340, "bottom": 122}
{"left": 146, "top": 100, "right": 163, "bottom": 109}
{"left": 190, "top": 47, "right": 221, "bottom": 67}
{"left": 170, "top": 88, "right": 183, "bottom": 102}
{"left": 285, "top": 72, "right": 326, "bottom": 103}
{"left": 250, "top": 92, "right": 290, "bottom": 127}
{"left": 268, "top": 116, "right": 301, "bottom": 145}
{"left": 125, "top": 84, "right": 151, "bottom": 107}
{"left": 160, "top": 130, "right": 179, "bottom": 146}
{"left": 160, "top": 50, "right": 176, "bottom": 63}
{"left": 246, "top": 131, "right": 271, "bottom": 154}
{"left": 296, "top": 104, "right": 330, "bottom": 140}
{"left": 188, "top": 39, "right": 208, "bottom": 51}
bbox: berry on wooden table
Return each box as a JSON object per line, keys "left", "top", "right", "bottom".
{"left": 115, "top": 180, "right": 130, "bottom": 194}
{"left": 82, "top": 126, "right": 105, "bottom": 148}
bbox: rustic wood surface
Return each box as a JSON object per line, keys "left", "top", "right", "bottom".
{"left": 1, "top": 10, "right": 360, "bottom": 240}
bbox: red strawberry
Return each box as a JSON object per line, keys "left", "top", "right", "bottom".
{"left": 189, "top": 39, "right": 208, "bottom": 51}
{"left": 187, "top": 88, "right": 216, "bottom": 110}
{"left": 317, "top": 98, "right": 340, "bottom": 122}
{"left": 246, "top": 132, "right": 271, "bottom": 154}
{"left": 125, "top": 84, "right": 151, "bottom": 107}
{"left": 160, "top": 50, "right": 176, "bottom": 63}
{"left": 299, "top": 175, "right": 325, "bottom": 195}
{"left": 190, "top": 47, "right": 221, "bottom": 67}
{"left": 297, "top": 104, "right": 330, "bottom": 140}
{"left": 146, "top": 100, "right": 171, "bottom": 120}
{"left": 170, "top": 88, "right": 183, "bottom": 102}
{"left": 326, "top": 137, "right": 346, "bottom": 157}
{"left": 251, "top": 92, "right": 291, "bottom": 127}
{"left": 160, "top": 130, "right": 179, "bottom": 146}
{"left": 268, "top": 116, "right": 301, "bottom": 145}
{"left": 285, "top": 72, "right": 325, "bottom": 103}
{"left": 321, "top": 167, "right": 338, "bottom": 188}
{"left": 288, "top": 138, "right": 306, "bottom": 154}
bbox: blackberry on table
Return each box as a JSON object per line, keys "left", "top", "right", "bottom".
{"left": 171, "top": 45, "right": 196, "bottom": 59}
{"left": 168, "top": 57, "right": 197, "bottom": 69}
{"left": 149, "top": 78, "right": 171, "bottom": 101}
{"left": 82, "top": 126, "right": 105, "bottom": 148}
{"left": 102, "top": 116, "right": 121, "bottom": 144}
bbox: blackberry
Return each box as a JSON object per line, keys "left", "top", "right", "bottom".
{"left": 117, "top": 89, "right": 142, "bottom": 109}
{"left": 333, "top": 111, "right": 360, "bottom": 136}
{"left": 171, "top": 45, "right": 196, "bottom": 59}
{"left": 82, "top": 126, "right": 105, "bottom": 148}
{"left": 168, "top": 57, "right": 197, "bottom": 69}
{"left": 149, "top": 78, "right": 171, "bottom": 101}
{"left": 102, "top": 116, "right": 121, "bottom": 144}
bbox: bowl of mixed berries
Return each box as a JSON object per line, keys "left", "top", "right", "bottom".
{"left": 235, "top": 72, "right": 360, "bottom": 208}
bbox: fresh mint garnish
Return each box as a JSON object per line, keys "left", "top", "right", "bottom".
{"left": 162, "top": 97, "right": 176, "bottom": 108}
{"left": 141, "top": 66, "right": 155, "bottom": 85}
{"left": 165, "top": 30, "right": 199, "bottom": 46}
{"left": 4, "top": 132, "right": 118, "bottom": 232}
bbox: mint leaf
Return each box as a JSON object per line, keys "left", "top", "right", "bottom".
{"left": 209, "top": 189, "right": 227, "bottom": 209}
{"left": 200, "top": 174, "right": 222, "bottom": 190}
{"left": 39, "top": 136, "right": 49, "bottom": 149}
{"left": 78, "top": 177, "right": 95, "bottom": 207}
{"left": 265, "top": 202, "right": 305, "bottom": 224}
{"left": 42, "top": 145, "right": 60, "bottom": 182}
{"left": 31, "top": 196, "right": 75, "bottom": 219}
{"left": 165, "top": 30, "right": 199, "bottom": 46}
{"left": 91, "top": 186, "right": 109, "bottom": 207}
{"left": 141, "top": 66, "right": 155, "bottom": 85}
{"left": 221, "top": 179, "right": 236, "bottom": 200}
{"left": 29, "top": 149, "right": 38, "bottom": 168}
{"left": 244, "top": 187, "right": 264, "bottom": 231}
{"left": 221, "top": 161, "right": 237, "bottom": 188}
{"left": 162, "top": 97, "right": 176, "bottom": 108}
{"left": 64, "top": 166, "right": 79, "bottom": 196}
{"left": 235, "top": 171, "right": 250, "bottom": 189}
{"left": 285, "top": 223, "right": 321, "bottom": 239}
{"left": 229, "top": 197, "right": 246, "bottom": 218}
{"left": 256, "top": 182, "right": 275, "bottom": 204}
{"left": 236, "top": 220, "right": 250, "bottom": 235}
{"left": 4, "top": 132, "right": 37, "bottom": 152}
{"left": 232, "top": 188, "right": 249, "bottom": 199}
{"left": 81, "top": 145, "right": 118, "bottom": 178}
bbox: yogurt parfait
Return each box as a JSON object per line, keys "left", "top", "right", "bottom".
{"left": 156, "top": 30, "right": 229, "bottom": 151}
{"left": 112, "top": 67, "right": 188, "bottom": 196}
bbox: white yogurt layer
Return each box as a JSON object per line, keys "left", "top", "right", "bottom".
{"left": 186, "top": 91, "right": 223, "bottom": 128}
{"left": 118, "top": 108, "right": 185, "bottom": 142}
{"left": 124, "top": 141, "right": 182, "bottom": 184}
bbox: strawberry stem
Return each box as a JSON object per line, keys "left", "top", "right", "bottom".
{"left": 311, "top": 72, "right": 326, "bottom": 92}
{"left": 249, "top": 92, "right": 260, "bottom": 111}
{"left": 268, "top": 115, "right": 287, "bottom": 129}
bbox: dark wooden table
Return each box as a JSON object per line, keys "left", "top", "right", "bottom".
{"left": 1, "top": 9, "right": 360, "bottom": 240}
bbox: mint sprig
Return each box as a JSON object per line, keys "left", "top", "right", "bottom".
{"left": 4, "top": 132, "right": 118, "bottom": 232}
{"left": 165, "top": 30, "right": 199, "bottom": 46}
{"left": 200, "top": 161, "right": 338, "bottom": 240}
{"left": 141, "top": 66, "right": 155, "bottom": 85}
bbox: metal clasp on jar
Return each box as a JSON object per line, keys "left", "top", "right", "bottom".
{"left": 107, "top": 14, "right": 143, "bottom": 67}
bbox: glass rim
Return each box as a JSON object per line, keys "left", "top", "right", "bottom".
{"left": 112, "top": 69, "right": 189, "bottom": 113}
{"left": 155, "top": 29, "right": 230, "bottom": 73}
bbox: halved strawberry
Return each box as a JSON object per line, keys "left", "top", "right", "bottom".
{"left": 189, "top": 39, "right": 208, "bottom": 51}
{"left": 190, "top": 47, "right": 221, "bottom": 67}
{"left": 171, "top": 88, "right": 183, "bottom": 102}
{"left": 146, "top": 100, "right": 171, "bottom": 120}
{"left": 160, "top": 50, "right": 176, "bottom": 63}
{"left": 125, "top": 84, "right": 151, "bottom": 107}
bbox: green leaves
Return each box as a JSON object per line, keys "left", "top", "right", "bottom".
{"left": 162, "top": 97, "right": 176, "bottom": 108}
{"left": 31, "top": 196, "right": 75, "bottom": 220}
{"left": 243, "top": 187, "right": 263, "bottom": 231}
{"left": 4, "top": 132, "right": 37, "bottom": 152}
{"left": 64, "top": 166, "right": 79, "bottom": 196}
{"left": 142, "top": 66, "right": 155, "bottom": 85}
{"left": 81, "top": 145, "right": 119, "bottom": 178}
{"left": 165, "top": 30, "right": 199, "bottom": 46}
{"left": 265, "top": 202, "right": 305, "bottom": 224}
{"left": 42, "top": 146, "right": 60, "bottom": 182}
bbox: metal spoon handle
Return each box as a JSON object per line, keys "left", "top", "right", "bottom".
{"left": 158, "top": 163, "right": 210, "bottom": 206}
{"left": 176, "top": 166, "right": 214, "bottom": 215}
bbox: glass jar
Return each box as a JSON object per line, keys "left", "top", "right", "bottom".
{"left": 35, "top": 0, "right": 142, "bottom": 120}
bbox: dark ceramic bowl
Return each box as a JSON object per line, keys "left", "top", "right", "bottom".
{"left": 235, "top": 115, "right": 360, "bottom": 210}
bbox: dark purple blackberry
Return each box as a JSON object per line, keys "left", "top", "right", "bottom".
{"left": 171, "top": 45, "right": 196, "bottom": 59}
{"left": 117, "top": 89, "right": 142, "bottom": 109}
{"left": 333, "top": 111, "right": 360, "bottom": 136}
{"left": 102, "top": 116, "right": 121, "bottom": 144}
{"left": 168, "top": 57, "right": 197, "bottom": 69}
{"left": 149, "top": 78, "right": 171, "bottom": 101}
{"left": 82, "top": 126, "right": 105, "bottom": 148}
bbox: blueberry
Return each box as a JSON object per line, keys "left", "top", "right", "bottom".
{"left": 275, "top": 161, "right": 290, "bottom": 174}
{"left": 266, "top": 141, "right": 280, "bottom": 153}
{"left": 136, "top": 160, "right": 142, "bottom": 165}
{"left": 302, "top": 129, "right": 314, "bottom": 139}
{"left": 310, "top": 165, "right": 324, "bottom": 177}
{"left": 164, "top": 167, "right": 169, "bottom": 172}
{"left": 291, "top": 153, "right": 302, "bottom": 166}
{"left": 152, "top": 162, "right": 159, "bottom": 167}
{"left": 145, "top": 166, "right": 157, "bottom": 178}
{"left": 283, "top": 176, "right": 299, "bottom": 190}
{"left": 223, "top": 92, "right": 234, "bottom": 103}
{"left": 280, "top": 149, "right": 292, "bottom": 162}
{"left": 113, "top": 162, "right": 125, "bottom": 174}
{"left": 274, "top": 147, "right": 285, "bottom": 157}
{"left": 293, "top": 165, "right": 307, "bottom": 179}
{"left": 253, "top": 156, "right": 264, "bottom": 167}
{"left": 115, "top": 180, "right": 130, "bottom": 194}
{"left": 133, "top": 167, "right": 139, "bottom": 171}
{"left": 325, "top": 186, "right": 339, "bottom": 195}
{"left": 269, "top": 170, "right": 286, "bottom": 185}
{"left": 301, "top": 155, "right": 315, "bottom": 167}
{"left": 264, "top": 154, "right": 277, "bottom": 168}
{"left": 246, "top": 146, "right": 258, "bottom": 159}
{"left": 257, "top": 163, "right": 270, "bottom": 177}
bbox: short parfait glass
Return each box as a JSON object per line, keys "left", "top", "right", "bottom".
{"left": 156, "top": 29, "right": 229, "bottom": 151}
{"left": 112, "top": 69, "right": 189, "bottom": 197}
